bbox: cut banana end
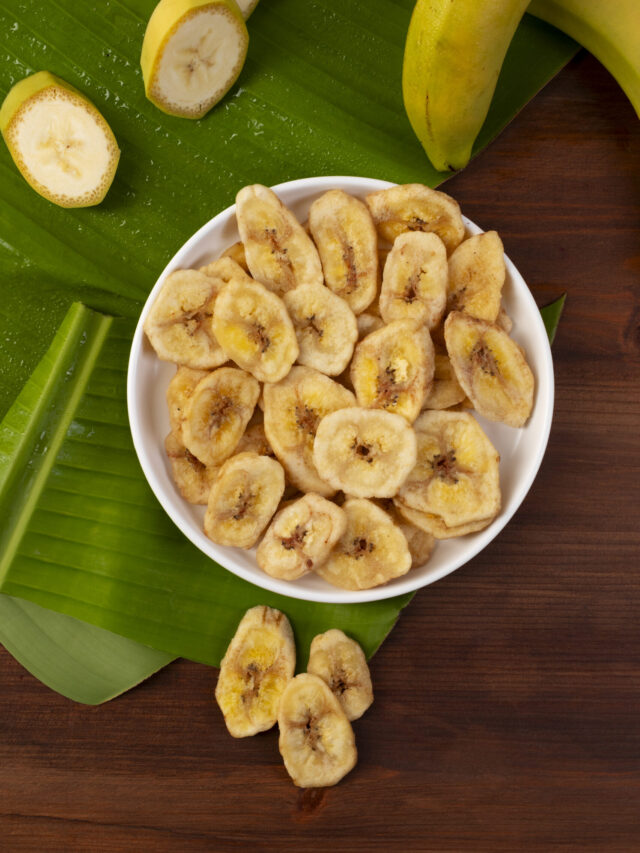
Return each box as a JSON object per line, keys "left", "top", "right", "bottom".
{"left": 0, "top": 71, "right": 119, "bottom": 208}
{"left": 216, "top": 605, "right": 295, "bottom": 738}
{"left": 141, "top": 0, "right": 248, "bottom": 119}
{"left": 307, "top": 629, "right": 373, "bottom": 721}
{"left": 278, "top": 673, "right": 357, "bottom": 788}
{"left": 256, "top": 493, "right": 347, "bottom": 581}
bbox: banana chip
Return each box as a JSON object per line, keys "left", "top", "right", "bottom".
{"left": 379, "top": 231, "right": 448, "bottom": 329}
{"left": 356, "top": 312, "right": 384, "bottom": 340}
{"left": 256, "top": 493, "right": 347, "bottom": 581}
{"left": 144, "top": 268, "right": 228, "bottom": 368}
{"left": 182, "top": 367, "right": 260, "bottom": 467}
{"left": 395, "top": 410, "right": 500, "bottom": 537}
{"left": 447, "top": 231, "right": 505, "bottom": 322}
{"left": 422, "top": 351, "right": 466, "bottom": 411}
{"left": 315, "top": 498, "right": 412, "bottom": 590}
{"left": 445, "top": 311, "right": 534, "bottom": 427}
{"left": 313, "top": 407, "right": 416, "bottom": 499}
{"left": 393, "top": 500, "right": 492, "bottom": 539}
{"left": 278, "top": 673, "right": 357, "bottom": 788}
{"left": 350, "top": 320, "right": 435, "bottom": 424}
{"left": 365, "top": 183, "right": 465, "bottom": 254}
{"left": 164, "top": 429, "right": 218, "bottom": 505}
{"left": 308, "top": 189, "right": 378, "bottom": 315}
{"left": 263, "top": 366, "right": 356, "bottom": 497}
{"left": 217, "top": 240, "right": 249, "bottom": 273}
{"left": 236, "top": 184, "right": 323, "bottom": 296}
{"left": 307, "top": 629, "right": 373, "bottom": 721}
{"left": 283, "top": 283, "right": 358, "bottom": 376}
{"left": 204, "top": 452, "right": 285, "bottom": 548}
{"left": 216, "top": 605, "right": 295, "bottom": 738}
{"left": 212, "top": 276, "right": 299, "bottom": 383}
{"left": 166, "top": 366, "right": 210, "bottom": 433}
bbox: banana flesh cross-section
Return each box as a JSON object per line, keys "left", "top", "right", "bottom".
{"left": 182, "top": 366, "right": 260, "bottom": 467}
{"left": 445, "top": 311, "right": 534, "bottom": 427}
{"left": 140, "top": 0, "right": 249, "bottom": 119}
{"left": 216, "top": 605, "right": 295, "bottom": 738}
{"left": 263, "top": 366, "right": 356, "bottom": 497}
{"left": 235, "top": 184, "right": 323, "bottom": 296}
{"left": 313, "top": 408, "right": 417, "bottom": 499}
{"left": 365, "top": 184, "right": 465, "bottom": 255}
{"left": 144, "top": 268, "right": 229, "bottom": 368}
{"left": 256, "top": 493, "right": 347, "bottom": 581}
{"left": 379, "top": 231, "right": 448, "bottom": 329}
{"left": 395, "top": 410, "right": 501, "bottom": 538}
{"left": 308, "top": 189, "right": 379, "bottom": 315}
{"left": 204, "top": 451, "right": 285, "bottom": 548}
{"left": 447, "top": 231, "right": 505, "bottom": 322}
{"left": 350, "top": 319, "right": 435, "bottom": 424}
{"left": 0, "top": 71, "right": 120, "bottom": 208}
{"left": 315, "top": 498, "right": 412, "bottom": 590}
{"left": 278, "top": 673, "right": 357, "bottom": 788}
{"left": 283, "top": 283, "right": 358, "bottom": 376}
{"left": 307, "top": 629, "right": 373, "bottom": 721}
{"left": 211, "top": 274, "right": 299, "bottom": 382}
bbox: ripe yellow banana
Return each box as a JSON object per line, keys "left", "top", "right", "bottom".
{"left": 529, "top": 0, "right": 640, "bottom": 117}
{"left": 402, "top": 0, "right": 530, "bottom": 172}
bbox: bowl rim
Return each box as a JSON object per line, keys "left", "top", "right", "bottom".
{"left": 127, "top": 175, "right": 554, "bottom": 603}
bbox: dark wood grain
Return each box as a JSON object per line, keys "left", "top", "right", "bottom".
{"left": 2, "top": 51, "right": 639, "bottom": 852}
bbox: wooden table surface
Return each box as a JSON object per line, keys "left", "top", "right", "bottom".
{"left": 1, "top": 51, "right": 639, "bottom": 852}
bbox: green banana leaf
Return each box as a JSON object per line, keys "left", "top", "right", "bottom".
{"left": 0, "top": 0, "right": 576, "bottom": 702}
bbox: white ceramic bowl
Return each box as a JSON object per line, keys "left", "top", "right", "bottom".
{"left": 128, "top": 176, "right": 554, "bottom": 603}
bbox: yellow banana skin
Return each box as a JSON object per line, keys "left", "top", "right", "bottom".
{"left": 529, "top": 0, "right": 640, "bottom": 117}
{"left": 402, "top": 0, "right": 530, "bottom": 172}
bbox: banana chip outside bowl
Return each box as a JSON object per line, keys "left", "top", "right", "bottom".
{"left": 127, "top": 176, "right": 554, "bottom": 604}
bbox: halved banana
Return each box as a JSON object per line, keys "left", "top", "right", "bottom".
{"left": 356, "top": 312, "right": 384, "bottom": 340}
{"left": 215, "top": 605, "right": 295, "bottom": 738}
{"left": 256, "top": 493, "right": 347, "bottom": 581}
{"left": 307, "top": 629, "right": 373, "bottom": 721}
{"left": 308, "top": 189, "right": 378, "bottom": 315}
{"left": 182, "top": 367, "right": 260, "bottom": 467}
{"left": 211, "top": 275, "right": 298, "bottom": 383}
{"left": 278, "top": 673, "right": 357, "bottom": 788}
{"left": 395, "top": 410, "right": 500, "bottom": 536}
{"left": 166, "top": 366, "right": 210, "bottom": 432}
{"left": 422, "top": 351, "right": 466, "bottom": 411}
{"left": 365, "top": 184, "right": 465, "bottom": 254}
{"left": 283, "top": 283, "right": 358, "bottom": 376}
{"left": 140, "top": 0, "right": 248, "bottom": 119}
{"left": 444, "top": 311, "right": 534, "bottom": 427}
{"left": 204, "top": 452, "right": 285, "bottom": 548}
{"left": 313, "top": 407, "right": 416, "bottom": 499}
{"left": 350, "top": 320, "right": 435, "bottom": 424}
{"left": 393, "top": 500, "right": 492, "bottom": 540}
{"left": 235, "top": 184, "right": 323, "bottom": 296}
{"left": 263, "top": 366, "right": 356, "bottom": 497}
{"left": 164, "top": 428, "right": 218, "bottom": 504}
{"left": 144, "top": 268, "right": 228, "bottom": 368}
{"left": 379, "top": 231, "right": 448, "bottom": 329}
{"left": 315, "top": 498, "right": 412, "bottom": 590}
{"left": 447, "top": 231, "right": 505, "bottom": 322}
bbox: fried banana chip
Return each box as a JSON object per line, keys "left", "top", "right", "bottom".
{"left": 212, "top": 276, "right": 298, "bottom": 383}
{"left": 283, "top": 282, "right": 358, "bottom": 376}
{"left": 393, "top": 500, "right": 492, "bottom": 540}
{"left": 395, "top": 410, "right": 500, "bottom": 536}
{"left": 263, "top": 366, "right": 356, "bottom": 497}
{"left": 445, "top": 311, "right": 534, "bottom": 427}
{"left": 315, "top": 498, "right": 411, "bottom": 590}
{"left": 365, "top": 183, "right": 465, "bottom": 254}
{"left": 307, "top": 629, "right": 373, "bottom": 721}
{"left": 356, "top": 312, "right": 384, "bottom": 340}
{"left": 313, "top": 407, "right": 416, "bottom": 499}
{"left": 166, "top": 366, "right": 210, "bottom": 433}
{"left": 236, "top": 184, "right": 323, "bottom": 296}
{"left": 164, "top": 429, "right": 218, "bottom": 505}
{"left": 447, "top": 231, "right": 505, "bottom": 322}
{"left": 256, "top": 493, "right": 347, "bottom": 581}
{"left": 204, "top": 452, "right": 285, "bottom": 548}
{"left": 215, "top": 605, "right": 295, "bottom": 737}
{"left": 379, "top": 231, "right": 448, "bottom": 329}
{"left": 308, "top": 188, "right": 378, "bottom": 315}
{"left": 182, "top": 367, "right": 260, "bottom": 467}
{"left": 422, "top": 351, "right": 466, "bottom": 411}
{"left": 350, "top": 319, "right": 435, "bottom": 424}
{"left": 217, "top": 240, "right": 249, "bottom": 272}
